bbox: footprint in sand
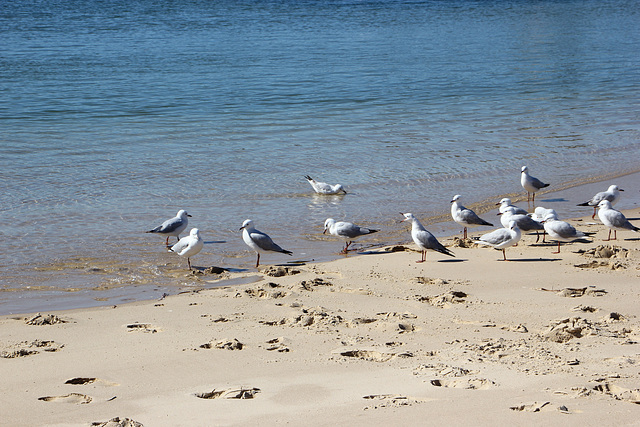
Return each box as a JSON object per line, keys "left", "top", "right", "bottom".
{"left": 265, "top": 337, "right": 290, "bottom": 352}
{"left": 430, "top": 378, "right": 495, "bottom": 390}
{"left": 509, "top": 401, "right": 553, "bottom": 412}
{"left": 1, "top": 340, "right": 64, "bottom": 358}
{"left": 415, "top": 291, "right": 468, "bottom": 308}
{"left": 540, "top": 287, "right": 607, "bottom": 298}
{"left": 65, "top": 377, "right": 119, "bottom": 387}
{"left": 362, "top": 394, "right": 432, "bottom": 409}
{"left": 125, "top": 323, "right": 159, "bottom": 333}
{"left": 199, "top": 338, "right": 244, "bottom": 350}
{"left": 333, "top": 348, "right": 414, "bottom": 362}
{"left": 195, "top": 387, "right": 260, "bottom": 399}
{"left": 38, "top": 393, "right": 92, "bottom": 404}
{"left": 91, "top": 417, "right": 144, "bottom": 427}
{"left": 263, "top": 266, "right": 301, "bottom": 277}
{"left": 24, "top": 313, "right": 69, "bottom": 325}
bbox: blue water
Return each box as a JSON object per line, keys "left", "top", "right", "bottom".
{"left": 1, "top": 0, "right": 639, "bottom": 314}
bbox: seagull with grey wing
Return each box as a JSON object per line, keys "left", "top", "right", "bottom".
{"left": 450, "top": 194, "right": 493, "bottom": 239}
{"left": 304, "top": 175, "right": 347, "bottom": 195}
{"left": 401, "top": 213, "right": 454, "bottom": 263}
{"left": 496, "top": 198, "right": 528, "bottom": 215}
{"left": 578, "top": 185, "right": 624, "bottom": 219}
{"left": 169, "top": 228, "right": 203, "bottom": 270}
{"left": 323, "top": 218, "right": 378, "bottom": 254}
{"left": 597, "top": 200, "right": 639, "bottom": 241}
{"left": 499, "top": 206, "right": 544, "bottom": 242}
{"left": 542, "top": 213, "right": 590, "bottom": 254}
{"left": 147, "top": 209, "right": 191, "bottom": 247}
{"left": 475, "top": 220, "right": 521, "bottom": 261}
{"left": 240, "top": 219, "right": 292, "bottom": 268}
{"left": 520, "top": 166, "right": 549, "bottom": 203}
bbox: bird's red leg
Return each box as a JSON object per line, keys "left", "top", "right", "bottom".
{"left": 255, "top": 253, "right": 260, "bottom": 268}
{"left": 605, "top": 230, "right": 611, "bottom": 241}
{"left": 552, "top": 241, "right": 561, "bottom": 254}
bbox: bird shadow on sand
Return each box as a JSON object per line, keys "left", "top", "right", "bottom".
{"left": 504, "top": 258, "right": 561, "bottom": 263}
{"left": 437, "top": 259, "right": 465, "bottom": 263}
{"left": 536, "top": 198, "right": 568, "bottom": 203}
{"left": 203, "top": 240, "right": 227, "bottom": 245}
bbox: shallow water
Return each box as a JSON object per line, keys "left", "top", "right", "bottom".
{"left": 1, "top": 0, "right": 639, "bottom": 314}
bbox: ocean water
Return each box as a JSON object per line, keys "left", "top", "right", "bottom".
{"left": 1, "top": 0, "right": 639, "bottom": 314}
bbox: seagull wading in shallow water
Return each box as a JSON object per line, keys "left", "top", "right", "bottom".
{"left": 401, "top": 213, "right": 454, "bottom": 263}
{"left": 520, "top": 166, "right": 549, "bottom": 203}
{"left": 578, "top": 185, "right": 624, "bottom": 219}
{"left": 304, "top": 175, "right": 347, "bottom": 195}
{"left": 323, "top": 218, "right": 378, "bottom": 254}
{"left": 240, "top": 219, "right": 293, "bottom": 268}
{"left": 597, "top": 200, "right": 639, "bottom": 241}
{"left": 147, "top": 209, "right": 191, "bottom": 247}
{"left": 542, "top": 213, "right": 588, "bottom": 254}
{"left": 169, "top": 228, "right": 203, "bottom": 270}
{"left": 450, "top": 195, "right": 493, "bottom": 239}
{"left": 475, "top": 221, "right": 522, "bottom": 261}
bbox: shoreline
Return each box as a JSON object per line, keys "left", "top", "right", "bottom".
{"left": 1, "top": 205, "right": 639, "bottom": 426}
{"left": 1, "top": 169, "right": 639, "bottom": 316}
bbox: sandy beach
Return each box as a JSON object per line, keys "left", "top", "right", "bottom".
{"left": 2, "top": 204, "right": 640, "bottom": 427}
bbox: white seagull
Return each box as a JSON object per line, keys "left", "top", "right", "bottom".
{"left": 240, "top": 219, "right": 293, "bottom": 268}
{"left": 147, "top": 209, "right": 191, "bottom": 247}
{"left": 578, "top": 185, "right": 624, "bottom": 219}
{"left": 304, "top": 175, "right": 347, "bottom": 195}
{"left": 451, "top": 194, "right": 493, "bottom": 239}
{"left": 401, "top": 213, "right": 454, "bottom": 263}
{"left": 496, "top": 198, "right": 528, "bottom": 215}
{"left": 542, "top": 214, "right": 588, "bottom": 253}
{"left": 499, "top": 206, "right": 544, "bottom": 242}
{"left": 475, "top": 220, "right": 522, "bottom": 261}
{"left": 597, "top": 200, "right": 639, "bottom": 241}
{"left": 520, "top": 166, "right": 549, "bottom": 203}
{"left": 169, "top": 228, "right": 204, "bottom": 270}
{"left": 323, "top": 218, "right": 378, "bottom": 254}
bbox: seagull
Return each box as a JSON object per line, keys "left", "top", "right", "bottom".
{"left": 147, "top": 209, "right": 191, "bottom": 247}
{"left": 520, "top": 166, "right": 549, "bottom": 203}
{"left": 401, "top": 213, "right": 454, "bottom": 263}
{"left": 323, "top": 218, "right": 378, "bottom": 254}
{"left": 240, "top": 219, "right": 293, "bottom": 268}
{"left": 475, "top": 221, "right": 522, "bottom": 261}
{"left": 499, "top": 206, "right": 544, "bottom": 242}
{"left": 451, "top": 195, "right": 493, "bottom": 239}
{"left": 578, "top": 185, "right": 624, "bottom": 219}
{"left": 542, "top": 214, "right": 588, "bottom": 253}
{"left": 304, "top": 175, "right": 347, "bottom": 195}
{"left": 169, "top": 228, "right": 203, "bottom": 270}
{"left": 496, "top": 198, "right": 528, "bottom": 215}
{"left": 530, "top": 206, "right": 558, "bottom": 243}
{"left": 597, "top": 200, "right": 639, "bottom": 241}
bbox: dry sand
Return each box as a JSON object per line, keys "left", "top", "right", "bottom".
{"left": 2, "top": 210, "right": 640, "bottom": 426}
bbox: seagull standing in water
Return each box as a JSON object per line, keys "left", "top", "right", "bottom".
{"left": 597, "top": 200, "right": 639, "bottom": 241}
{"left": 578, "top": 185, "right": 624, "bottom": 219}
{"left": 147, "top": 209, "right": 191, "bottom": 247}
{"left": 542, "top": 213, "right": 588, "bottom": 254}
{"left": 240, "top": 219, "right": 293, "bottom": 268}
{"left": 520, "top": 166, "right": 549, "bottom": 203}
{"left": 475, "top": 221, "right": 522, "bottom": 261}
{"left": 304, "top": 175, "right": 347, "bottom": 195}
{"left": 401, "top": 213, "right": 454, "bottom": 263}
{"left": 450, "top": 194, "right": 493, "bottom": 239}
{"left": 323, "top": 218, "right": 378, "bottom": 254}
{"left": 169, "top": 228, "right": 203, "bottom": 270}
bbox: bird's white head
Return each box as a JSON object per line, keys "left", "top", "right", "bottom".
{"left": 498, "top": 198, "right": 512, "bottom": 206}
{"left": 178, "top": 209, "right": 192, "bottom": 218}
{"left": 323, "top": 218, "right": 335, "bottom": 233}
{"left": 190, "top": 228, "right": 200, "bottom": 237}
{"left": 401, "top": 212, "right": 415, "bottom": 221}
{"left": 608, "top": 184, "right": 623, "bottom": 192}
{"left": 508, "top": 220, "right": 518, "bottom": 230}
{"left": 334, "top": 184, "right": 347, "bottom": 194}
{"left": 598, "top": 200, "right": 613, "bottom": 209}
{"left": 240, "top": 219, "right": 254, "bottom": 231}
{"left": 451, "top": 194, "right": 461, "bottom": 203}
{"left": 521, "top": 166, "right": 528, "bottom": 173}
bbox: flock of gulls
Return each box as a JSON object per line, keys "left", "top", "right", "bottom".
{"left": 146, "top": 168, "right": 638, "bottom": 269}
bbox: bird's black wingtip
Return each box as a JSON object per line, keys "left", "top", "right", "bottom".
{"left": 304, "top": 175, "right": 312, "bottom": 181}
